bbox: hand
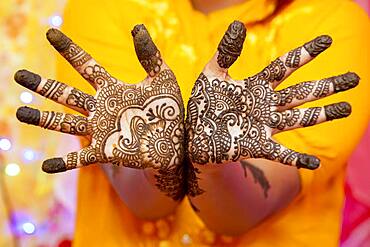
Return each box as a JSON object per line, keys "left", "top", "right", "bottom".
{"left": 15, "top": 25, "right": 185, "bottom": 200}
{"left": 186, "top": 21, "right": 359, "bottom": 170}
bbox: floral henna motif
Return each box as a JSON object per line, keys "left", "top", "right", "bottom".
{"left": 217, "top": 21, "right": 246, "bottom": 68}
{"left": 186, "top": 21, "right": 359, "bottom": 197}
{"left": 15, "top": 26, "right": 186, "bottom": 200}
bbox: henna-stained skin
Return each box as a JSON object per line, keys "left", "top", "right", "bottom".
{"left": 186, "top": 21, "right": 359, "bottom": 197}
{"left": 217, "top": 20, "right": 246, "bottom": 69}
{"left": 16, "top": 25, "right": 185, "bottom": 201}
{"left": 324, "top": 102, "right": 351, "bottom": 121}
{"left": 16, "top": 106, "right": 40, "bottom": 125}
{"left": 303, "top": 35, "right": 332, "bottom": 57}
{"left": 333, "top": 72, "right": 360, "bottom": 92}
{"left": 14, "top": 70, "right": 41, "bottom": 91}
{"left": 132, "top": 24, "right": 163, "bottom": 77}
{"left": 296, "top": 154, "right": 320, "bottom": 169}
{"left": 42, "top": 158, "right": 67, "bottom": 173}
{"left": 46, "top": 28, "right": 72, "bottom": 52}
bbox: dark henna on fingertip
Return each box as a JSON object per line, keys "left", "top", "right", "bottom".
{"left": 333, "top": 72, "right": 360, "bottom": 93}
{"left": 16, "top": 106, "right": 40, "bottom": 125}
{"left": 303, "top": 35, "right": 332, "bottom": 57}
{"left": 296, "top": 154, "right": 320, "bottom": 170}
{"left": 14, "top": 70, "right": 41, "bottom": 91}
{"left": 42, "top": 158, "right": 67, "bottom": 173}
{"left": 217, "top": 20, "right": 246, "bottom": 69}
{"left": 46, "top": 28, "right": 72, "bottom": 52}
{"left": 324, "top": 102, "right": 351, "bottom": 121}
{"left": 132, "top": 24, "right": 162, "bottom": 77}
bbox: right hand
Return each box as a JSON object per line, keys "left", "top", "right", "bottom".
{"left": 15, "top": 25, "right": 185, "bottom": 200}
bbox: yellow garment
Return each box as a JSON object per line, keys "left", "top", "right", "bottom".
{"left": 56, "top": 0, "right": 370, "bottom": 246}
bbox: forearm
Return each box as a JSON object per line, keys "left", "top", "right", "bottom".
{"left": 102, "top": 165, "right": 183, "bottom": 220}
{"left": 188, "top": 159, "right": 300, "bottom": 235}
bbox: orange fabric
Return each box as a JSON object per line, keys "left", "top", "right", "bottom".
{"left": 56, "top": 0, "right": 370, "bottom": 246}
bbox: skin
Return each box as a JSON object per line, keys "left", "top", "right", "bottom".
{"left": 15, "top": 25, "right": 185, "bottom": 219}
{"left": 185, "top": 21, "right": 358, "bottom": 234}
{"left": 15, "top": 21, "right": 359, "bottom": 234}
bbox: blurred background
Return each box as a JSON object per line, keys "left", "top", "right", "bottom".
{"left": 0, "top": 0, "right": 368, "bottom": 246}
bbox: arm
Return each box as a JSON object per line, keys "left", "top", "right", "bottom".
{"left": 186, "top": 21, "right": 359, "bottom": 235}
{"left": 15, "top": 25, "right": 185, "bottom": 219}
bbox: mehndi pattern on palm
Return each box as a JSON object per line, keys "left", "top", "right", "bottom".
{"left": 186, "top": 21, "right": 359, "bottom": 170}
{"left": 15, "top": 25, "right": 185, "bottom": 200}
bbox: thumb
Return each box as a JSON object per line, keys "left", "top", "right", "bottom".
{"left": 131, "top": 24, "right": 163, "bottom": 77}
{"left": 214, "top": 20, "right": 247, "bottom": 71}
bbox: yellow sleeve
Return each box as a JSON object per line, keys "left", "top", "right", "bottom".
{"left": 274, "top": 0, "right": 370, "bottom": 194}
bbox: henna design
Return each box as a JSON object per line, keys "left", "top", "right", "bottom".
{"left": 17, "top": 107, "right": 90, "bottom": 136}
{"left": 46, "top": 28, "right": 92, "bottom": 68}
{"left": 240, "top": 160, "right": 270, "bottom": 198}
{"left": 303, "top": 35, "right": 332, "bottom": 57}
{"left": 333, "top": 72, "right": 360, "bottom": 93}
{"left": 260, "top": 58, "right": 287, "bottom": 82}
{"left": 14, "top": 69, "right": 41, "bottom": 91}
{"left": 66, "top": 88, "right": 97, "bottom": 112}
{"left": 285, "top": 47, "right": 301, "bottom": 68}
{"left": 217, "top": 21, "right": 246, "bottom": 68}
{"left": 277, "top": 81, "right": 314, "bottom": 106}
{"left": 39, "top": 79, "right": 67, "bottom": 100}
{"left": 299, "top": 107, "right": 321, "bottom": 127}
{"left": 313, "top": 79, "right": 331, "bottom": 98}
{"left": 324, "top": 102, "right": 351, "bottom": 121}
{"left": 66, "top": 152, "right": 78, "bottom": 170}
{"left": 132, "top": 24, "right": 162, "bottom": 77}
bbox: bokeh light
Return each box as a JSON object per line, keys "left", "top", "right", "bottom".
{"left": 5, "top": 163, "right": 21, "bottom": 176}
{"left": 23, "top": 149, "right": 36, "bottom": 161}
{"left": 0, "top": 138, "right": 12, "bottom": 151}
{"left": 22, "top": 222, "right": 36, "bottom": 234}
{"left": 20, "top": 91, "right": 33, "bottom": 104}
{"left": 49, "top": 15, "right": 63, "bottom": 27}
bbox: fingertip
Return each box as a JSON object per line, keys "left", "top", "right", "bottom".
{"left": 296, "top": 154, "right": 320, "bottom": 170}
{"left": 217, "top": 20, "right": 247, "bottom": 69}
{"left": 324, "top": 102, "right": 352, "bottom": 121}
{"left": 46, "top": 28, "right": 71, "bottom": 52}
{"left": 42, "top": 158, "right": 67, "bottom": 173}
{"left": 333, "top": 72, "right": 360, "bottom": 92}
{"left": 303, "top": 35, "right": 332, "bottom": 57}
{"left": 14, "top": 69, "right": 41, "bottom": 91}
{"left": 16, "top": 106, "right": 40, "bottom": 125}
{"left": 131, "top": 24, "right": 162, "bottom": 76}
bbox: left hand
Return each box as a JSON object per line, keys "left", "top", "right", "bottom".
{"left": 186, "top": 21, "right": 359, "bottom": 170}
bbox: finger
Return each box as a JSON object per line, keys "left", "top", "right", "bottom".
{"left": 262, "top": 140, "right": 320, "bottom": 169}
{"left": 131, "top": 24, "right": 163, "bottom": 77}
{"left": 206, "top": 21, "right": 246, "bottom": 73}
{"left": 42, "top": 145, "right": 99, "bottom": 173}
{"left": 16, "top": 106, "right": 91, "bottom": 136}
{"left": 269, "top": 102, "right": 351, "bottom": 132}
{"left": 275, "top": 72, "right": 359, "bottom": 110}
{"left": 46, "top": 28, "right": 116, "bottom": 89}
{"left": 14, "top": 70, "right": 96, "bottom": 115}
{"left": 259, "top": 35, "right": 332, "bottom": 88}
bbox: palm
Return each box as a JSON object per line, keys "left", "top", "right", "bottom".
{"left": 187, "top": 21, "right": 358, "bottom": 169}
{"left": 15, "top": 25, "right": 185, "bottom": 199}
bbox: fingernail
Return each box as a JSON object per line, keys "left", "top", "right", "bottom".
{"left": 42, "top": 158, "right": 67, "bottom": 173}
{"left": 16, "top": 106, "right": 40, "bottom": 125}
{"left": 324, "top": 102, "right": 351, "bottom": 121}
{"left": 217, "top": 20, "right": 247, "bottom": 69}
{"left": 333, "top": 72, "right": 360, "bottom": 92}
{"left": 46, "top": 28, "right": 71, "bottom": 52}
{"left": 14, "top": 69, "right": 41, "bottom": 91}
{"left": 303, "top": 35, "right": 332, "bottom": 57}
{"left": 296, "top": 154, "right": 320, "bottom": 169}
